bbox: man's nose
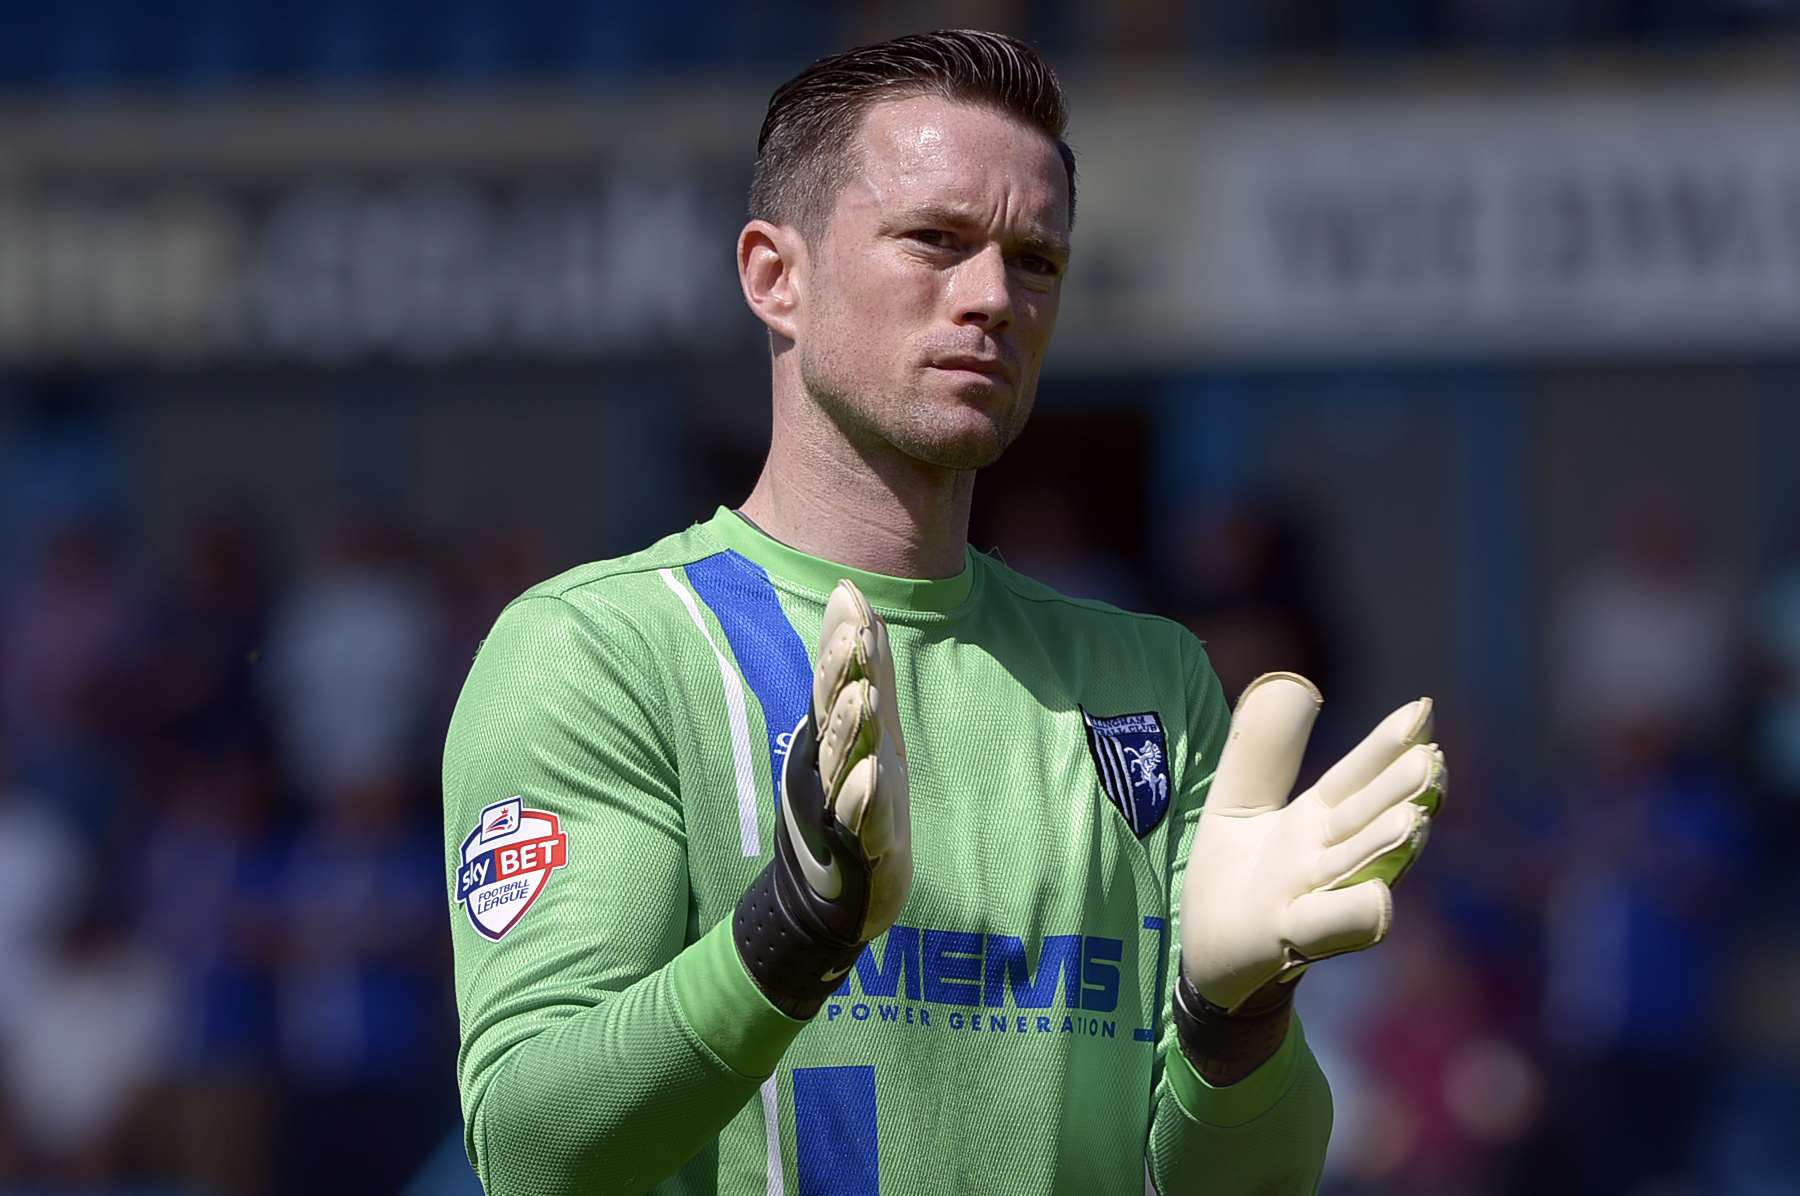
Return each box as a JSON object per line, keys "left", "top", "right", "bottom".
{"left": 950, "top": 245, "right": 1012, "bottom": 330}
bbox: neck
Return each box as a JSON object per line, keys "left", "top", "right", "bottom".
{"left": 741, "top": 386, "right": 974, "bottom": 581}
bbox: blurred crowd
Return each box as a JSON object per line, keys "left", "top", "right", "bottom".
{"left": 0, "top": 499, "right": 509, "bottom": 1194}
{"left": 1292, "top": 487, "right": 1800, "bottom": 1196}
{"left": 0, "top": 385, "right": 1796, "bottom": 1196}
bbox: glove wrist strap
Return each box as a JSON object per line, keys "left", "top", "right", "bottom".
{"left": 732, "top": 714, "right": 871, "bottom": 1020}
{"left": 1173, "top": 968, "right": 1297, "bottom": 1087}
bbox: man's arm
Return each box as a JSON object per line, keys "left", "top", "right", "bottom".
{"left": 1148, "top": 653, "right": 1447, "bottom": 1194}
{"left": 1146, "top": 655, "right": 1333, "bottom": 1195}
{"left": 448, "top": 593, "right": 803, "bottom": 1194}
{"left": 449, "top": 581, "right": 909, "bottom": 1196}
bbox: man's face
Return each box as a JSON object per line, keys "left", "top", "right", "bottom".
{"left": 794, "top": 94, "right": 1071, "bottom": 471}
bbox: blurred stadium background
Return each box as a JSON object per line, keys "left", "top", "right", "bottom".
{"left": 2, "top": 2, "right": 1799, "bottom": 1193}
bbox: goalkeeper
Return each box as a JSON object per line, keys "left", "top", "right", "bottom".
{"left": 445, "top": 29, "right": 1446, "bottom": 1196}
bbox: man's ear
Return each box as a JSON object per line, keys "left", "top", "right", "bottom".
{"left": 738, "top": 219, "right": 806, "bottom": 343}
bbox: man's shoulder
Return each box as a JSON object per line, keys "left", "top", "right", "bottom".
{"left": 499, "top": 521, "right": 722, "bottom": 631}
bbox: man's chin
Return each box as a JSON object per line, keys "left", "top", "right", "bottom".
{"left": 896, "top": 415, "right": 1020, "bottom": 471}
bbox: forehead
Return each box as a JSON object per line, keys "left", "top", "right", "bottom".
{"left": 842, "top": 93, "right": 1070, "bottom": 230}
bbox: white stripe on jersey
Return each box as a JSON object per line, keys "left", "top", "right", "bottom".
{"left": 663, "top": 565, "right": 786, "bottom": 1191}
{"left": 659, "top": 567, "right": 763, "bottom": 858}
{"left": 760, "top": 1076, "right": 785, "bottom": 1196}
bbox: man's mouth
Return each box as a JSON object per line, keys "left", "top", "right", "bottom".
{"left": 930, "top": 355, "right": 1014, "bottom": 384}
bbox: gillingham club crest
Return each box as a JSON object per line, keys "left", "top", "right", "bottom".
{"left": 456, "top": 797, "right": 569, "bottom": 940}
{"left": 1082, "top": 709, "right": 1172, "bottom": 837}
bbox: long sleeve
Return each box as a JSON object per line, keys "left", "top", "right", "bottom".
{"left": 1145, "top": 643, "right": 1333, "bottom": 1195}
{"left": 445, "top": 594, "right": 804, "bottom": 1196}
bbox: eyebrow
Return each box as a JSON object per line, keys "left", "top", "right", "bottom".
{"left": 895, "top": 204, "right": 1071, "bottom": 262}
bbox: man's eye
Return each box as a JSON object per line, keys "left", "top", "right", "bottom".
{"left": 1016, "top": 255, "right": 1061, "bottom": 277}
{"left": 908, "top": 230, "right": 954, "bottom": 248}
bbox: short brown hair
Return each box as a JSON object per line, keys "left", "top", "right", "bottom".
{"left": 749, "top": 29, "right": 1076, "bottom": 237}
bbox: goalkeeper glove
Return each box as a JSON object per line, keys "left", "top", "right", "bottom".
{"left": 1175, "top": 672, "right": 1445, "bottom": 1081}
{"left": 734, "top": 579, "right": 913, "bottom": 1018}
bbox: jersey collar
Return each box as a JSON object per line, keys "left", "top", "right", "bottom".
{"left": 703, "top": 507, "right": 976, "bottom": 615}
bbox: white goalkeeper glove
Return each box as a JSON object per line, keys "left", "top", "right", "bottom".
{"left": 1174, "top": 672, "right": 1444, "bottom": 1076}
{"left": 734, "top": 579, "right": 913, "bottom": 1018}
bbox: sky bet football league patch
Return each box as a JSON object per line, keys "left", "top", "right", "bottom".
{"left": 1082, "top": 709, "right": 1171, "bottom": 837}
{"left": 456, "top": 797, "right": 569, "bottom": 940}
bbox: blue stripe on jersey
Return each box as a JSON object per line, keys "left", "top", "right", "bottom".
{"left": 685, "top": 550, "right": 812, "bottom": 814}
{"left": 793, "top": 1065, "right": 881, "bottom": 1196}
{"left": 1136, "top": 915, "right": 1169, "bottom": 1042}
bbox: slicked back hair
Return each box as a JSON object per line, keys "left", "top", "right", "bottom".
{"left": 749, "top": 30, "right": 1076, "bottom": 239}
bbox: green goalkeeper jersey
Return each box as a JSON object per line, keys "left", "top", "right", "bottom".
{"left": 445, "top": 507, "right": 1332, "bottom": 1196}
